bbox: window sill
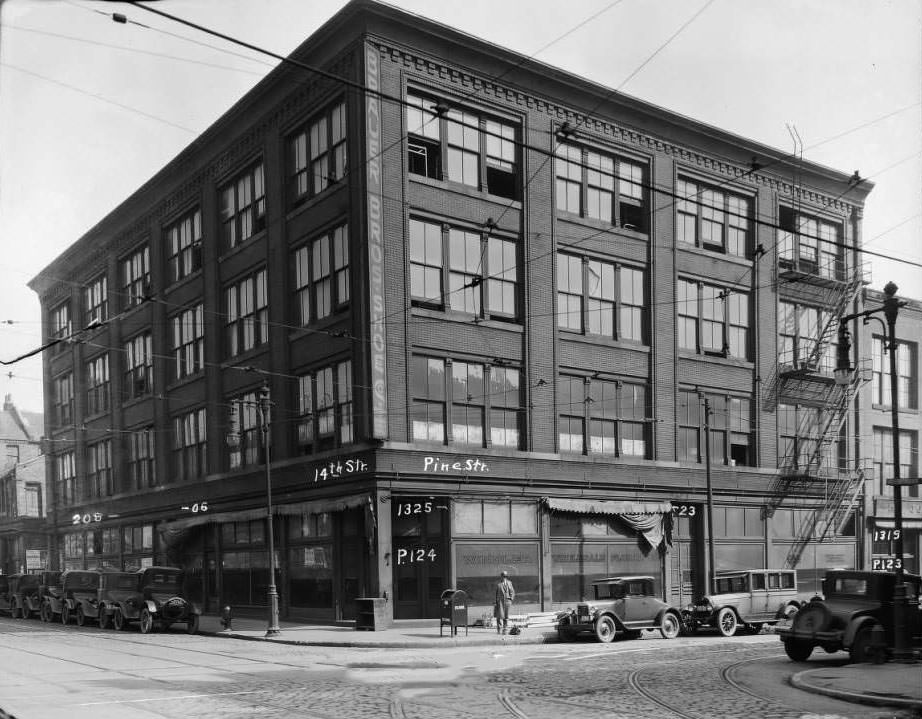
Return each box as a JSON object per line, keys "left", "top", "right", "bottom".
{"left": 285, "top": 181, "right": 347, "bottom": 223}
{"left": 558, "top": 331, "right": 649, "bottom": 352}
{"left": 677, "top": 244, "right": 752, "bottom": 266}
{"left": 224, "top": 344, "right": 269, "bottom": 367}
{"left": 408, "top": 173, "right": 523, "bottom": 212}
{"left": 167, "top": 372, "right": 205, "bottom": 392}
{"left": 411, "top": 306, "right": 523, "bottom": 332}
{"left": 218, "top": 229, "right": 267, "bottom": 263}
{"left": 677, "top": 350, "right": 753, "bottom": 370}
{"left": 555, "top": 211, "right": 649, "bottom": 243}
{"left": 287, "top": 311, "right": 352, "bottom": 342}
{"left": 871, "top": 403, "right": 920, "bottom": 415}
{"left": 164, "top": 268, "right": 203, "bottom": 294}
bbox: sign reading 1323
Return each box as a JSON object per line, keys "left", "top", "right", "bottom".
{"left": 672, "top": 504, "right": 697, "bottom": 517}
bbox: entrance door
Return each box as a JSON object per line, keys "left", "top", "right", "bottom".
{"left": 670, "top": 504, "right": 701, "bottom": 606}
{"left": 392, "top": 496, "right": 448, "bottom": 619}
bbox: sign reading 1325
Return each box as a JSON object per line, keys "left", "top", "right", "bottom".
{"left": 396, "top": 501, "right": 432, "bottom": 517}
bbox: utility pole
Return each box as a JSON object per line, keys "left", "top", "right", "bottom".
{"left": 703, "top": 397, "right": 716, "bottom": 596}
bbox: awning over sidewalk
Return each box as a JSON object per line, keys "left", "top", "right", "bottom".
{"left": 541, "top": 497, "right": 673, "bottom": 549}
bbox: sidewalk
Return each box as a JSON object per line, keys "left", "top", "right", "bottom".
{"left": 791, "top": 661, "right": 922, "bottom": 710}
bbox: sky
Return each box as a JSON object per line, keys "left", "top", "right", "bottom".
{"left": 1, "top": 0, "right": 920, "bottom": 416}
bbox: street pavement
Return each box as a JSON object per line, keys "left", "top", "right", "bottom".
{"left": 198, "top": 613, "right": 922, "bottom": 711}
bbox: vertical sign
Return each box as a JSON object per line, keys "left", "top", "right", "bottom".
{"left": 365, "top": 42, "right": 388, "bottom": 438}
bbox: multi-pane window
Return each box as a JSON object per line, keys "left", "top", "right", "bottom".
{"left": 55, "top": 452, "right": 76, "bottom": 507}
{"left": 289, "top": 100, "right": 347, "bottom": 206}
{"left": 120, "top": 245, "right": 150, "bottom": 310}
{"left": 873, "top": 428, "right": 918, "bottom": 498}
{"left": 410, "top": 356, "right": 522, "bottom": 448}
{"left": 559, "top": 376, "right": 648, "bottom": 458}
{"left": 296, "top": 359, "right": 353, "bottom": 453}
{"left": 225, "top": 269, "right": 268, "bottom": 356}
{"left": 406, "top": 92, "right": 518, "bottom": 199}
{"left": 220, "top": 162, "right": 266, "bottom": 250}
{"left": 86, "top": 440, "right": 113, "bottom": 499}
{"left": 171, "top": 305, "right": 204, "bottom": 380}
{"left": 778, "top": 207, "right": 844, "bottom": 279}
{"left": 677, "top": 179, "right": 751, "bottom": 256}
{"left": 679, "top": 390, "right": 753, "bottom": 466}
{"left": 778, "top": 302, "right": 837, "bottom": 372}
{"left": 555, "top": 142, "right": 647, "bottom": 231}
{"left": 173, "top": 408, "right": 206, "bottom": 481}
{"left": 128, "top": 427, "right": 156, "bottom": 490}
{"left": 778, "top": 403, "right": 829, "bottom": 471}
{"left": 124, "top": 333, "right": 153, "bottom": 400}
{"left": 556, "top": 253, "right": 645, "bottom": 342}
{"left": 872, "top": 337, "right": 917, "bottom": 408}
{"left": 85, "top": 275, "right": 108, "bottom": 325}
{"left": 409, "top": 218, "right": 519, "bottom": 321}
{"left": 293, "top": 225, "right": 350, "bottom": 326}
{"left": 677, "top": 279, "right": 749, "bottom": 359}
{"left": 166, "top": 208, "right": 202, "bottom": 283}
{"left": 85, "top": 354, "right": 110, "bottom": 416}
{"left": 228, "top": 391, "right": 262, "bottom": 470}
{"left": 52, "top": 373, "right": 74, "bottom": 428}
{"left": 50, "top": 302, "right": 71, "bottom": 354}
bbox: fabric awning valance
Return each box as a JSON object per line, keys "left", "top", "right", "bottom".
{"left": 541, "top": 497, "right": 673, "bottom": 549}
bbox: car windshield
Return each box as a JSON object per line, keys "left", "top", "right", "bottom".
{"left": 594, "top": 583, "right": 624, "bottom": 600}
{"left": 829, "top": 577, "right": 868, "bottom": 595}
{"left": 145, "top": 571, "right": 181, "bottom": 591}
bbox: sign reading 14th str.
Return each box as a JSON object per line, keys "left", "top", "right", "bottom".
{"left": 311, "top": 457, "right": 369, "bottom": 483}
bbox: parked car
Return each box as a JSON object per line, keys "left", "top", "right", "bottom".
{"left": 557, "top": 576, "right": 683, "bottom": 642}
{"left": 17, "top": 571, "right": 61, "bottom": 620}
{"left": 683, "top": 569, "right": 803, "bottom": 636}
{"left": 40, "top": 571, "right": 66, "bottom": 623}
{"left": 0, "top": 574, "right": 12, "bottom": 615}
{"left": 60, "top": 570, "right": 102, "bottom": 625}
{"left": 9, "top": 573, "right": 40, "bottom": 618}
{"left": 778, "top": 569, "right": 922, "bottom": 663}
{"left": 111, "top": 566, "right": 200, "bottom": 634}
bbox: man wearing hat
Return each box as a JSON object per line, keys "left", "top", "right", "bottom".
{"left": 494, "top": 570, "right": 515, "bottom": 635}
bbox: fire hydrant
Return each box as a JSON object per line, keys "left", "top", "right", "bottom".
{"left": 220, "top": 605, "right": 233, "bottom": 631}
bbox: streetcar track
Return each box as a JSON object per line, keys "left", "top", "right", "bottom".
{"left": 628, "top": 667, "right": 701, "bottom": 719}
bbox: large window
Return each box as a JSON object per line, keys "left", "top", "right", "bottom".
{"left": 296, "top": 359, "right": 353, "bottom": 454}
{"left": 86, "top": 440, "right": 113, "bottom": 499}
{"left": 52, "top": 373, "right": 74, "bottom": 428}
{"left": 409, "top": 218, "right": 519, "bottom": 320}
{"left": 873, "top": 428, "right": 918, "bottom": 498}
{"left": 872, "top": 337, "right": 917, "bottom": 409}
{"left": 50, "top": 302, "right": 71, "bottom": 354}
{"left": 410, "top": 356, "right": 522, "bottom": 448}
{"left": 85, "top": 275, "right": 108, "bottom": 325}
{"left": 225, "top": 269, "right": 268, "bottom": 356}
{"left": 124, "top": 332, "right": 153, "bottom": 400}
{"left": 173, "top": 409, "right": 206, "bottom": 481}
{"left": 555, "top": 141, "right": 647, "bottom": 231}
{"left": 220, "top": 162, "right": 266, "bottom": 250}
{"left": 120, "top": 245, "right": 150, "bottom": 310}
{"left": 778, "top": 207, "right": 844, "bottom": 279}
{"left": 289, "top": 100, "right": 347, "bottom": 206}
{"left": 55, "top": 451, "right": 76, "bottom": 507}
{"left": 166, "top": 208, "right": 203, "bottom": 283}
{"left": 406, "top": 92, "right": 518, "bottom": 199}
{"left": 293, "top": 224, "right": 350, "bottom": 326}
{"left": 171, "top": 304, "right": 204, "bottom": 380}
{"left": 228, "top": 391, "right": 262, "bottom": 470}
{"left": 85, "top": 354, "right": 110, "bottom": 416}
{"left": 677, "top": 179, "right": 751, "bottom": 256}
{"left": 678, "top": 279, "right": 749, "bottom": 359}
{"left": 128, "top": 427, "right": 156, "bottom": 489}
{"left": 679, "top": 390, "right": 753, "bottom": 466}
{"left": 777, "top": 403, "right": 839, "bottom": 472}
{"left": 556, "top": 253, "right": 645, "bottom": 342}
{"left": 778, "top": 302, "right": 837, "bottom": 372}
{"left": 559, "top": 376, "right": 648, "bottom": 458}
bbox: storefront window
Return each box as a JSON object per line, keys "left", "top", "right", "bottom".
{"left": 551, "top": 541, "right": 661, "bottom": 602}
{"left": 454, "top": 542, "right": 539, "bottom": 606}
{"left": 222, "top": 550, "right": 269, "bottom": 606}
{"left": 288, "top": 545, "right": 333, "bottom": 608}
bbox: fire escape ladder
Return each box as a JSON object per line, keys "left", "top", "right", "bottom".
{"left": 800, "top": 267, "right": 866, "bottom": 372}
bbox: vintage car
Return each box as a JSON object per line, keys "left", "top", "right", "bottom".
{"left": 778, "top": 569, "right": 922, "bottom": 663}
{"left": 60, "top": 569, "right": 102, "bottom": 625}
{"left": 557, "top": 576, "right": 683, "bottom": 642}
{"left": 683, "top": 569, "right": 803, "bottom": 636}
{"left": 40, "top": 571, "right": 66, "bottom": 622}
{"left": 110, "top": 566, "right": 200, "bottom": 634}
{"left": 22, "top": 571, "right": 62, "bottom": 619}
{"left": 9, "top": 573, "right": 42, "bottom": 618}
{"left": 0, "top": 574, "right": 12, "bottom": 615}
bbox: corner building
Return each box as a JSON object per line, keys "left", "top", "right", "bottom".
{"left": 31, "top": 0, "right": 873, "bottom": 621}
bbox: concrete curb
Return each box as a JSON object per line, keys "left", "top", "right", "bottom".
{"left": 789, "top": 669, "right": 922, "bottom": 710}
{"left": 199, "top": 628, "right": 561, "bottom": 649}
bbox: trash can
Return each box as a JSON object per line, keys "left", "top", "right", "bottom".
{"left": 440, "top": 589, "right": 468, "bottom": 636}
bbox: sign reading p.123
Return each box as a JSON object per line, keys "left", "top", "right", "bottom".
{"left": 871, "top": 557, "right": 903, "bottom": 571}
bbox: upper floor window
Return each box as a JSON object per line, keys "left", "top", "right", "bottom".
{"left": 559, "top": 376, "right": 648, "bottom": 458}
{"left": 677, "top": 179, "right": 751, "bottom": 256}
{"left": 678, "top": 279, "right": 749, "bottom": 359}
{"left": 777, "top": 402, "right": 841, "bottom": 473}
{"left": 293, "top": 224, "right": 350, "bottom": 326}
{"left": 171, "top": 304, "right": 204, "bottom": 380}
{"left": 166, "top": 208, "right": 202, "bottom": 284}
{"left": 120, "top": 245, "right": 150, "bottom": 310}
{"left": 409, "top": 356, "right": 523, "bottom": 449}
{"left": 128, "top": 427, "right": 156, "bottom": 490}
{"left": 296, "top": 359, "right": 353, "bottom": 454}
{"left": 778, "top": 207, "right": 844, "bottom": 280}
{"left": 50, "top": 302, "right": 71, "bottom": 353}
{"left": 778, "top": 302, "right": 837, "bottom": 372}
{"left": 557, "top": 253, "right": 645, "bottom": 342}
{"left": 85, "top": 354, "right": 110, "bottom": 416}
{"left": 52, "top": 373, "right": 74, "bottom": 428}
{"left": 220, "top": 162, "right": 266, "bottom": 251}
{"left": 225, "top": 269, "right": 268, "bottom": 357}
{"left": 406, "top": 92, "right": 518, "bottom": 200}
{"left": 873, "top": 427, "right": 918, "bottom": 498}
{"left": 679, "top": 390, "right": 753, "bottom": 466}
{"left": 173, "top": 408, "right": 206, "bottom": 481}
{"left": 555, "top": 142, "right": 647, "bottom": 231}
{"left": 85, "top": 275, "right": 108, "bottom": 325}
{"left": 124, "top": 332, "right": 153, "bottom": 400}
{"left": 24, "top": 483, "right": 41, "bottom": 517}
{"left": 872, "top": 337, "right": 917, "bottom": 408}
{"left": 55, "top": 451, "right": 76, "bottom": 507}
{"left": 289, "top": 100, "right": 347, "bottom": 206}
{"left": 86, "top": 440, "right": 113, "bottom": 499}
{"left": 409, "top": 218, "right": 519, "bottom": 321}
{"left": 228, "top": 391, "right": 263, "bottom": 470}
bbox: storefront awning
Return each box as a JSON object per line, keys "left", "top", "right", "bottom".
{"left": 541, "top": 497, "right": 673, "bottom": 549}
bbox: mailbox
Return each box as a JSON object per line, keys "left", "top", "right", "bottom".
{"left": 440, "top": 589, "right": 468, "bottom": 636}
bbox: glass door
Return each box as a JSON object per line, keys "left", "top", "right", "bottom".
{"left": 392, "top": 496, "right": 448, "bottom": 618}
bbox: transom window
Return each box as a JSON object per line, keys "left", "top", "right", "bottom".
{"left": 406, "top": 92, "right": 518, "bottom": 200}
{"left": 555, "top": 141, "right": 647, "bottom": 231}
{"left": 778, "top": 207, "right": 844, "bottom": 279}
{"left": 293, "top": 224, "right": 350, "bottom": 326}
{"left": 289, "top": 100, "right": 347, "bottom": 206}
{"left": 556, "top": 253, "right": 645, "bottom": 342}
{"left": 225, "top": 269, "right": 268, "bottom": 357}
{"left": 678, "top": 390, "right": 753, "bottom": 466}
{"left": 120, "top": 245, "right": 150, "bottom": 310}
{"left": 220, "top": 162, "right": 266, "bottom": 250}
{"left": 409, "top": 218, "right": 519, "bottom": 321}
{"left": 173, "top": 408, "right": 206, "bottom": 481}
{"left": 296, "top": 359, "right": 353, "bottom": 454}
{"left": 558, "top": 376, "right": 648, "bottom": 458}
{"left": 410, "top": 356, "right": 523, "bottom": 449}
{"left": 678, "top": 279, "right": 749, "bottom": 359}
{"left": 171, "top": 304, "right": 205, "bottom": 379}
{"left": 677, "top": 179, "right": 751, "bottom": 256}
{"left": 124, "top": 333, "right": 153, "bottom": 400}
{"left": 166, "top": 208, "right": 203, "bottom": 283}
{"left": 85, "top": 354, "right": 110, "bottom": 416}
{"left": 85, "top": 275, "right": 108, "bottom": 325}
{"left": 871, "top": 337, "right": 917, "bottom": 409}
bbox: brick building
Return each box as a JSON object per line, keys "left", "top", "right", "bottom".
{"left": 30, "top": 0, "right": 875, "bottom": 621}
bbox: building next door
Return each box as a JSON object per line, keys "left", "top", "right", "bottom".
{"left": 391, "top": 496, "right": 449, "bottom": 619}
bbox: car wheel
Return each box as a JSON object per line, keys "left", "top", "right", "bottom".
{"left": 98, "top": 608, "right": 110, "bottom": 630}
{"left": 76, "top": 606, "right": 86, "bottom": 627}
{"left": 716, "top": 607, "right": 738, "bottom": 637}
{"left": 595, "top": 615, "right": 617, "bottom": 643}
{"left": 659, "top": 613, "right": 681, "bottom": 640}
{"left": 849, "top": 625, "right": 881, "bottom": 664}
{"left": 40, "top": 602, "right": 51, "bottom": 623}
{"left": 113, "top": 609, "right": 127, "bottom": 631}
{"left": 186, "top": 614, "right": 199, "bottom": 635}
{"left": 784, "top": 638, "right": 814, "bottom": 662}
{"left": 139, "top": 608, "right": 154, "bottom": 634}
{"left": 10, "top": 601, "right": 20, "bottom": 619}
{"left": 61, "top": 604, "right": 70, "bottom": 625}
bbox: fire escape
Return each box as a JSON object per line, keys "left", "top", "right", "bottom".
{"left": 763, "top": 220, "right": 870, "bottom": 568}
